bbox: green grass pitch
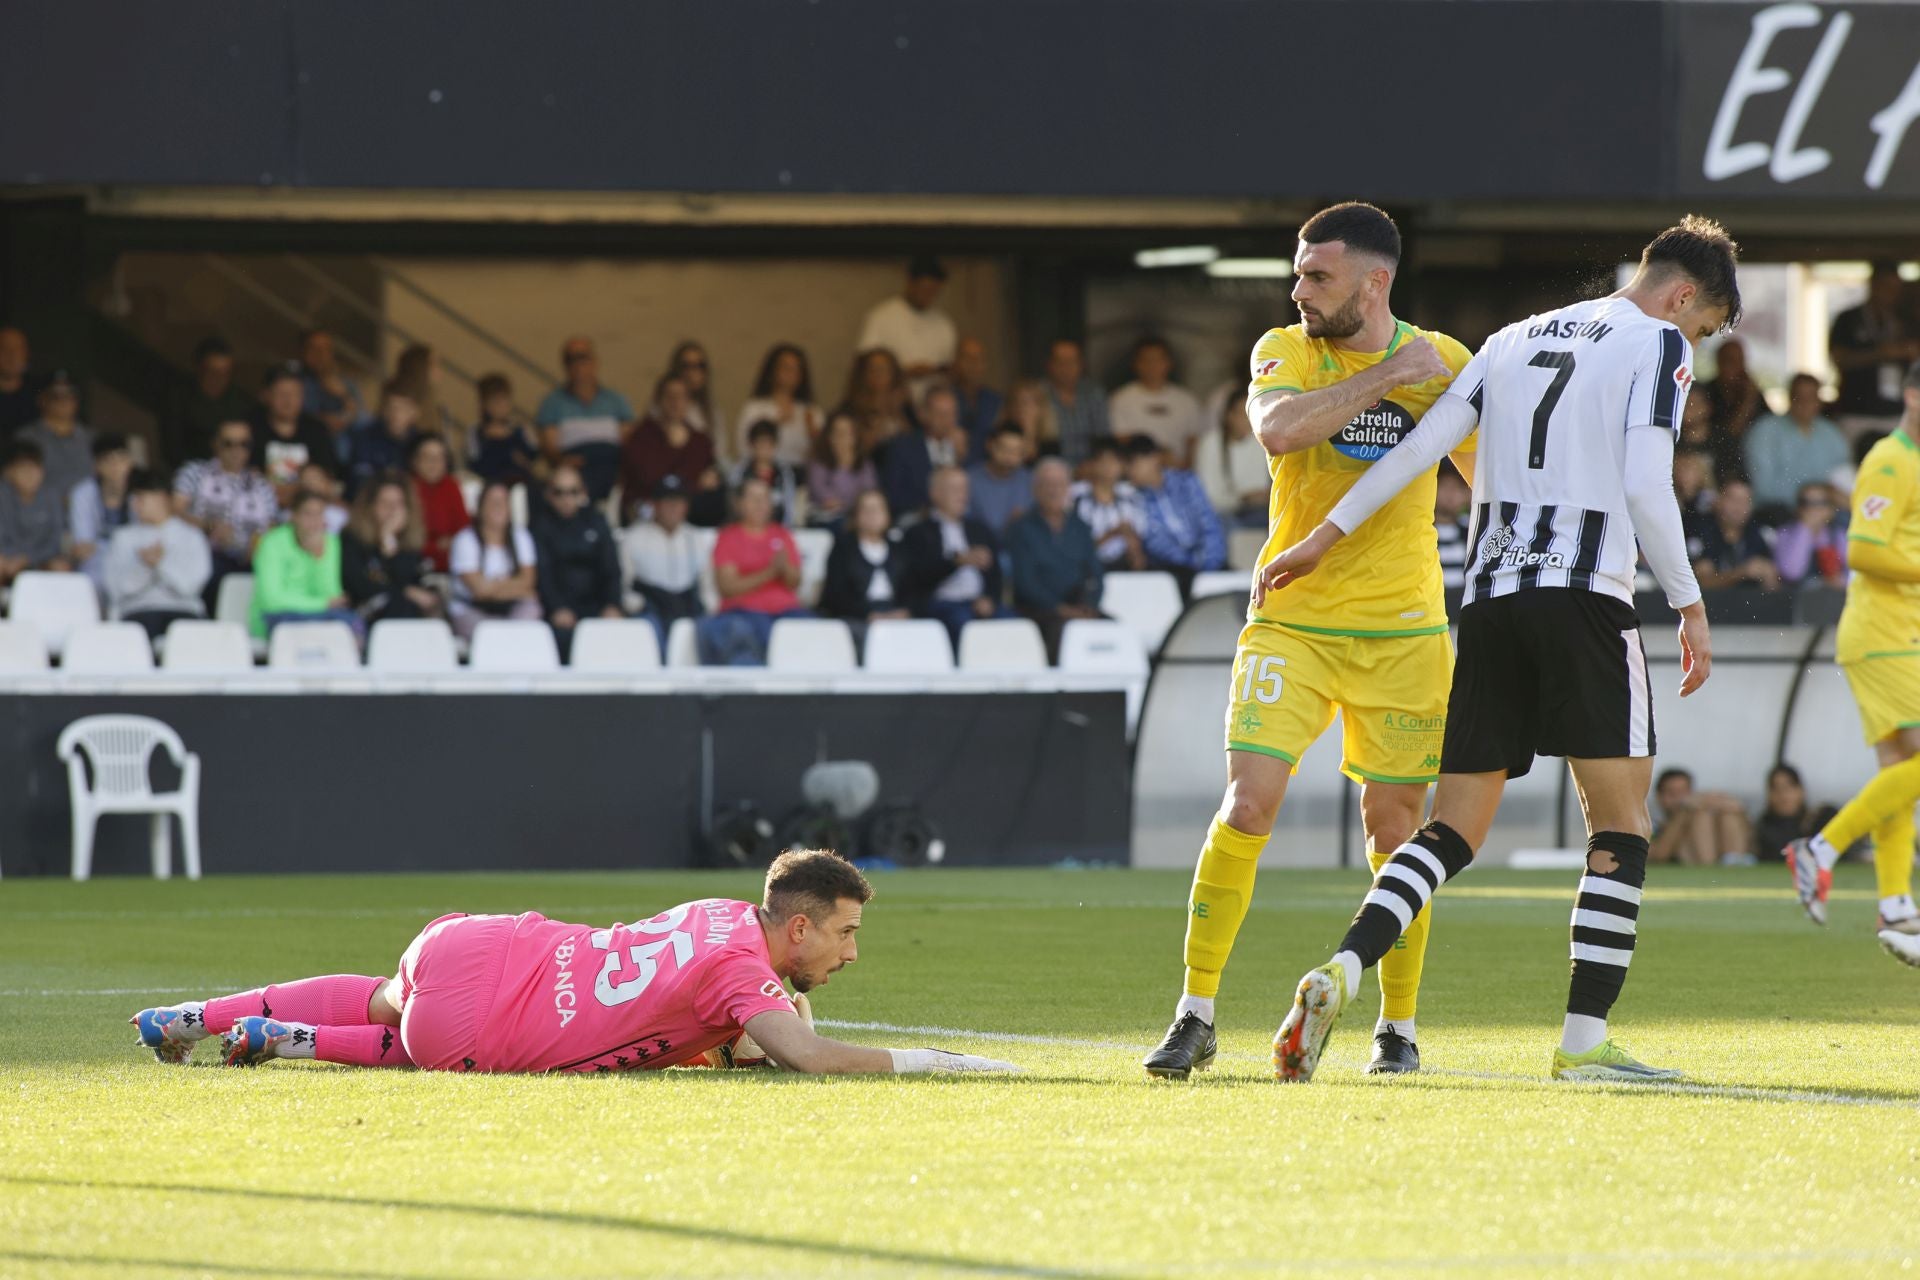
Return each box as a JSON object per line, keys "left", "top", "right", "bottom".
{"left": 2, "top": 865, "right": 1916, "bottom": 1279}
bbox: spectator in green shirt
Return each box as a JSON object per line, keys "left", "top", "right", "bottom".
{"left": 250, "top": 488, "right": 359, "bottom": 640}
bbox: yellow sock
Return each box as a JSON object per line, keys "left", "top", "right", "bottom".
{"left": 1872, "top": 806, "right": 1916, "bottom": 903}
{"left": 1821, "top": 755, "right": 1920, "bottom": 852}
{"left": 1182, "top": 818, "right": 1267, "bottom": 999}
{"left": 1370, "top": 847, "right": 1431, "bottom": 1023}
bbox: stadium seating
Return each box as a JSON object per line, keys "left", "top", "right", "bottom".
{"left": 1228, "top": 527, "right": 1266, "bottom": 571}
{"left": 1190, "top": 570, "right": 1252, "bottom": 600}
{"left": 159, "top": 620, "right": 254, "bottom": 673}
{"left": 1058, "top": 618, "right": 1150, "bottom": 731}
{"left": 1100, "top": 572, "right": 1183, "bottom": 653}
{"left": 61, "top": 623, "right": 156, "bottom": 674}
{"left": 214, "top": 574, "right": 254, "bottom": 628}
{"left": 793, "top": 528, "right": 833, "bottom": 608}
{"left": 0, "top": 621, "right": 49, "bottom": 671}
{"left": 957, "top": 618, "right": 1048, "bottom": 672}
{"left": 766, "top": 617, "right": 858, "bottom": 672}
{"left": 9, "top": 572, "right": 101, "bottom": 658}
{"left": 568, "top": 618, "right": 662, "bottom": 671}
{"left": 666, "top": 616, "right": 700, "bottom": 667}
{"left": 268, "top": 621, "right": 361, "bottom": 671}
{"left": 467, "top": 619, "right": 561, "bottom": 672}
{"left": 367, "top": 619, "right": 458, "bottom": 672}
{"left": 861, "top": 618, "right": 954, "bottom": 673}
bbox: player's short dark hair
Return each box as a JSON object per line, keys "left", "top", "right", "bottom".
{"left": 1298, "top": 201, "right": 1401, "bottom": 265}
{"left": 763, "top": 848, "right": 873, "bottom": 924}
{"left": 1123, "top": 435, "right": 1163, "bottom": 461}
{"left": 1131, "top": 334, "right": 1172, "bottom": 361}
{"left": 1088, "top": 434, "right": 1123, "bottom": 460}
{"left": 92, "top": 431, "right": 130, "bottom": 458}
{"left": 1787, "top": 372, "right": 1822, "bottom": 399}
{"left": 128, "top": 467, "right": 169, "bottom": 495}
{"left": 1655, "top": 767, "right": 1693, "bottom": 791}
{"left": 747, "top": 418, "right": 780, "bottom": 446}
{"left": 287, "top": 487, "right": 328, "bottom": 514}
{"left": 477, "top": 372, "right": 511, "bottom": 401}
{"left": 1639, "top": 215, "right": 1743, "bottom": 331}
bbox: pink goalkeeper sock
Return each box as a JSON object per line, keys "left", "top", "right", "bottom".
{"left": 315, "top": 1024, "right": 414, "bottom": 1068}
{"left": 202, "top": 975, "right": 385, "bottom": 1034}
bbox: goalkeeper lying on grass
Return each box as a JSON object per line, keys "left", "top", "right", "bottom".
{"left": 130, "top": 849, "right": 1018, "bottom": 1076}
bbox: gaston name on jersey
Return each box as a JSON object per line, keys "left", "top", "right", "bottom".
{"left": 1247, "top": 319, "right": 1474, "bottom": 636}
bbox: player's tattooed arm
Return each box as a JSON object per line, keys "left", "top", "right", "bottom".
{"left": 1251, "top": 337, "right": 1450, "bottom": 457}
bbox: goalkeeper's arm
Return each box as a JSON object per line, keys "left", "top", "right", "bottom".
{"left": 741, "top": 1009, "right": 1020, "bottom": 1075}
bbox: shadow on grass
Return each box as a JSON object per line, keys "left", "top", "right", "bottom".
{"left": 0, "top": 1174, "right": 1122, "bottom": 1280}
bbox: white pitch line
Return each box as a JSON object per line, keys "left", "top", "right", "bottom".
{"left": 814, "top": 1018, "right": 1920, "bottom": 1111}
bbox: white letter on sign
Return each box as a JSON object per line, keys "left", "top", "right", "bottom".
{"left": 1867, "top": 58, "right": 1920, "bottom": 190}
{"left": 1768, "top": 9, "right": 1849, "bottom": 182}
{"left": 1703, "top": 2, "right": 1822, "bottom": 182}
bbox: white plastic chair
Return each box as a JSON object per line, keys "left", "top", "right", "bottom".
{"left": 957, "top": 618, "right": 1048, "bottom": 672}
{"left": 1059, "top": 618, "right": 1152, "bottom": 733}
{"left": 666, "top": 616, "right": 701, "bottom": 667}
{"left": 468, "top": 619, "right": 561, "bottom": 672}
{"left": 569, "top": 617, "right": 662, "bottom": 671}
{"left": 161, "top": 620, "right": 254, "bottom": 672}
{"left": 268, "top": 620, "right": 362, "bottom": 671}
{"left": 767, "top": 617, "right": 858, "bottom": 672}
{"left": 1190, "top": 570, "right": 1253, "bottom": 601}
{"left": 1100, "top": 572, "right": 1184, "bottom": 653}
{"left": 214, "top": 574, "right": 255, "bottom": 627}
{"left": 57, "top": 714, "right": 202, "bottom": 881}
{"left": 367, "top": 618, "right": 458, "bottom": 673}
{"left": 61, "top": 622, "right": 156, "bottom": 673}
{"left": 862, "top": 618, "right": 954, "bottom": 673}
{"left": 0, "top": 621, "right": 49, "bottom": 671}
{"left": 792, "top": 528, "right": 834, "bottom": 608}
{"left": 8, "top": 571, "right": 101, "bottom": 658}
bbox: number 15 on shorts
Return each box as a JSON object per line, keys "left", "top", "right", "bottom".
{"left": 1238, "top": 654, "right": 1285, "bottom": 704}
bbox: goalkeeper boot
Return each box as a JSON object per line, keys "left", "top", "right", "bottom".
{"left": 1365, "top": 1027, "right": 1420, "bottom": 1075}
{"left": 220, "top": 1016, "right": 294, "bottom": 1067}
{"left": 1784, "top": 838, "right": 1830, "bottom": 926}
{"left": 129, "top": 1007, "right": 206, "bottom": 1064}
{"left": 1142, "top": 1011, "right": 1217, "bottom": 1080}
{"left": 1550, "top": 1038, "right": 1683, "bottom": 1083}
{"left": 1273, "top": 962, "right": 1350, "bottom": 1083}
{"left": 1879, "top": 929, "right": 1920, "bottom": 969}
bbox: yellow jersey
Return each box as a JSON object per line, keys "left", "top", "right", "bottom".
{"left": 1840, "top": 429, "right": 1920, "bottom": 664}
{"left": 1246, "top": 319, "right": 1474, "bottom": 636}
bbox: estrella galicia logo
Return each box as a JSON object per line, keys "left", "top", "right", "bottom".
{"left": 1332, "top": 399, "right": 1417, "bottom": 462}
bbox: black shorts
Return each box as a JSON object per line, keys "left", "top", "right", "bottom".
{"left": 1440, "top": 589, "right": 1653, "bottom": 779}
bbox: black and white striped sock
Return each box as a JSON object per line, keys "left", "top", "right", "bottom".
{"left": 1337, "top": 821, "right": 1475, "bottom": 968}
{"left": 1563, "top": 832, "right": 1648, "bottom": 1050}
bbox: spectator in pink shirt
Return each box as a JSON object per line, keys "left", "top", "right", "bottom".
{"left": 696, "top": 476, "right": 812, "bottom": 664}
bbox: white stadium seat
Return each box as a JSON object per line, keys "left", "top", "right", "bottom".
{"left": 1189, "top": 570, "right": 1252, "bottom": 601}
{"left": 957, "top": 618, "right": 1048, "bottom": 672}
{"left": 0, "top": 621, "right": 49, "bottom": 671}
{"left": 367, "top": 618, "right": 458, "bottom": 673}
{"left": 792, "top": 528, "right": 834, "bottom": 608}
{"left": 268, "top": 621, "right": 361, "bottom": 671}
{"left": 1228, "top": 526, "right": 1266, "bottom": 571}
{"left": 61, "top": 622, "right": 155, "bottom": 673}
{"left": 767, "top": 617, "right": 857, "bottom": 672}
{"left": 214, "top": 574, "right": 255, "bottom": 628}
{"left": 568, "top": 617, "right": 661, "bottom": 671}
{"left": 160, "top": 620, "right": 254, "bottom": 672}
{"left": 666, "top": 616, "right": 700, "bottom": 667}
{"left": 8, "top": 571, "right": 101, "bottom": 658}
{"left": 862, "top": 618, "right": 954, "bottom": 673}
{"left": 1058, "top": 619, "right": 1150, "bottom": 675}
{"left": 468, "top": 619, "right": 561, "bottom": 672}
{"left": 1100, "top": 572, "right": 1183, "bottom": 653}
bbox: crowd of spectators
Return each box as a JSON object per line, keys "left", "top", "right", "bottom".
{"left": 1651, "top": 765, "right": 1844, "bottom": 867}
{"left": 5, "top": 256, "right": 1913, "bottom": 663}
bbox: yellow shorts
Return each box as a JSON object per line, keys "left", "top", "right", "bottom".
{"left": 1223, "top": 621, "right": 1452, "bottom": 784}
{"left": 1842, "top": 655, "right": 1920, "bottom": 746}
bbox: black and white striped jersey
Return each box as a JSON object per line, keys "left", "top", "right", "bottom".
{"left": 1452, "top": 297, "right": 1693, "bottom": 607}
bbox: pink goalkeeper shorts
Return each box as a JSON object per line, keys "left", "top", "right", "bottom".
{"left": 396, "top": 912, "right": 514, "bottom": 1071}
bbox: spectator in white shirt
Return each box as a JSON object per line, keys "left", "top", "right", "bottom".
{"left": 106, "top": 469, "right": 213, "bottom": 640}
{"left": 623, "top": 474, "right": 706, "bottom": 636}
{"left": 173, "top": 418, "right": 280, "bottom": 611}
{"left": 1108, "top": 336, "right": 1205, "bottom": 467}
{"left": 448, "top": 479, "right": 542, "bottom": 640}
{"left": 68, "top": 431, "right": 135, "bottom": 591}
{"left": 736, "top": 342, "right": 821, "bottom": 466}
{"left": 1192, "top": 393, "right": 1271, "bottom": 527}
{"left": 857, "top": 255, "right": 957, "bottom": 402}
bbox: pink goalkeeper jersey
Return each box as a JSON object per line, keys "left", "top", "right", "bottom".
{"left": 478, "top": 899, "right": 795, "bottom": 1073}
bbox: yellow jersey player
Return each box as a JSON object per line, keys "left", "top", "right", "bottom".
{"left": 1788, "top": 358, "right": 1920, "bottom": 966}
{"left": 1143, "top": 202, "right": 1474, "bottom": 1079}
